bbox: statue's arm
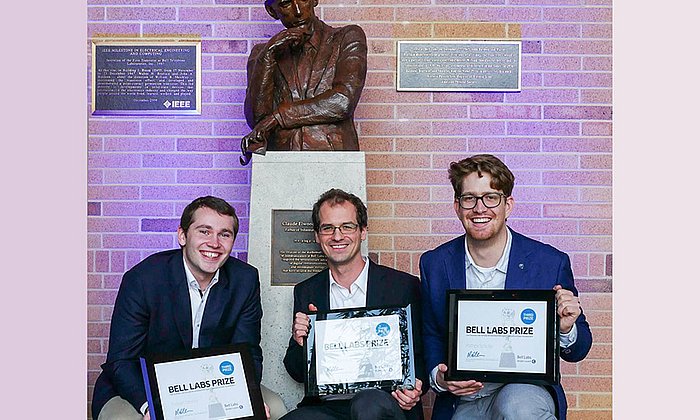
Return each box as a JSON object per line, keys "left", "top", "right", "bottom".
{"left": 244, "top": 43, "right": 278, "bottom": 129}
{"left": 275, "top": 25, "right": 368, "bottom": 129}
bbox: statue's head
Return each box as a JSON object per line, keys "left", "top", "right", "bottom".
{"left": 265, "top": 0, "right": 319, "bottom": 29}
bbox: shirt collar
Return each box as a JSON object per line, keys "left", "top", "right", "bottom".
{"left": 328, "top": 257, "right": 369, "bottom": 293}
{"left": 183, "top": 257, "right": 219, "bottom": 292}
{"left": 464, "top": 228, "right": 512, "bottom": 273}
{"left": 306, "top": 18, "right": 322, "bottom": 52}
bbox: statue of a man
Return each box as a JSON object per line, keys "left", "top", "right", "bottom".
{"left": 241, "top": 0, "right": 368, "bottom": 164}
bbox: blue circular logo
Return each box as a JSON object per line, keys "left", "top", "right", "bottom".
{"left": 376, "top": 322, "right": 391, "bottom": 337}
{"left": 521, "top": 308, "right": 536, "bottom": 324}
{"left": 219, "top": 361, "right": 234, "bottom": 375}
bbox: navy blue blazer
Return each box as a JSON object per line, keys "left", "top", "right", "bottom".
{"left": 419, "top": 229, "right": 592, "bottom": 420}
{"left": 91, "top": 249, "right": 263, "bottom": 419}
{"left": 282, "top": 260, "right": 426, "bottom": 420}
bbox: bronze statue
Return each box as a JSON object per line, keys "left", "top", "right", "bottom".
{"left": 240, "top": 0, "right": 368, "bottom": 164}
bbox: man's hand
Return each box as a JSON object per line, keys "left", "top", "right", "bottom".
{"left": 292, "top": 303, "right": 318, "bottom": 346}
{"left": 143, "top": 411, "right": 151, "bottom": 420}
{"left": 554, "top": 285, "right": 582, "bottom": 333}
{"left": 391, "top": 378, "right": 423, "bottom": 411}
{"left": 264, "top": 402, "right": 270, "bottom": 420}
{"left": 435, "top": 363, "right": 483, "bottom": 396}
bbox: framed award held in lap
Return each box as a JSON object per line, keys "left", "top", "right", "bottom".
{"left": 304, "top": 304, "right": 417, "bottom": 396}
{"left": 446, "top": 289, "right": 560, "bottom": 385}
{"left": 139, "top": 344, "right": 266, "bottom": 420}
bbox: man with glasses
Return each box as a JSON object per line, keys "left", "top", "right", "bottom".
{"left": 280, "top": 189, "right": 426, "bottom": 420}
{"left": 419, "top": 155, "right": 592, "bottom": 420}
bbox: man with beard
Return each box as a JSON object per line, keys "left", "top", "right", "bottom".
{"left": 420, "top": 155, "right": 592, "bottom": 420}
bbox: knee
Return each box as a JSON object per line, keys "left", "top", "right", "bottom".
{"left": 350, "top": 389, "right": 399, "bottom": 419}
{"left": 492, "top": 384, "right": 555, "bottom": 420}
{"left": 261, "top": 385, "right": 288, "bottom": 420}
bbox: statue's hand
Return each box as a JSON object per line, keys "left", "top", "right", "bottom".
{"left": 266, "top": 26, "right": 311, "bottom": 55}
{"left": 239, "top": 115, "right": 279, "bottom": 165}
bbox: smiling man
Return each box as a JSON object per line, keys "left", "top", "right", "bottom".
{"left": 281, "top": 189, "right": 426, "bottom": 420}
{"left": 92, "top": 196, "right": 269, "bottom": 420}
{"left": 420, "top": 155, "right": 593, "bottom": 420}
{"left": 241, "top": 0, "right": 367, "bottom": 157}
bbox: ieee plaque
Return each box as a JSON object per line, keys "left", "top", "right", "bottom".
{"left": 91, "top": 39, "right": 202, "bottom": 115}
{"left": 270, "top": 210, "right": 327, "bottom": 286}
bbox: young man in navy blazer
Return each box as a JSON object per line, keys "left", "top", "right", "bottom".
{"left": 281, "top": 189, "right": 426, "bottom": 420}
{"left": 92, "top": 196, "right": 266, "bottom": 420}
{"left": 419, "top": 155, "right": 592, "bottom": 420}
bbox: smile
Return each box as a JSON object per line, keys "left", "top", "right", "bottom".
{"left": 471, "top": 217, "right": 491, "bottom": 224}
{"left": 201, "top": 251, "right": 221, "bottom": 259}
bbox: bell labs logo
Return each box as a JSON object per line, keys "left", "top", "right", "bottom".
{"left": 163, "top": 100, "right": 191, "bottom": 109}
{"left": 375, "top": 322, "right": 390, "bottom": 337}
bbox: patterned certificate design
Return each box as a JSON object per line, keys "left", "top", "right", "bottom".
{"left": 314, "top": 314, "right": 403, "bottom": 385}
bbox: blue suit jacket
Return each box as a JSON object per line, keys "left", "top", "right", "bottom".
{"left": 419, "top": 229, "right": 592, "bottom": 420}
{"left": 91, "top": 249, "right": 263, "bottom": 419}
{"left": 282, "top": 260, "right": 427, "bottom": 420}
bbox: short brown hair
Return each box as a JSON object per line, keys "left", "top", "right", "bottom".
{"left": 180, "top": 196, "right": 239, "bottom": 236}
{"left": 448, "top": 154, "right": 515, "bottom": 198}
{"left": 311, "top": 189, "right": 368, "bottom": 232}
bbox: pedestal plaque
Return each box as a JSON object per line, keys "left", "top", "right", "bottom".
{"left": 271, "top": 210, "right": 327, "bottom": 286}
{"left": 247, "top": 151, "right": 367, "bottom": 411}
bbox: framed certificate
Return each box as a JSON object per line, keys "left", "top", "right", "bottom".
{"left": 139, "top": 344, "right": 266, "bottom": 420}
{"left": 305, "top": 305, "right": 416, "bottom": 396}
{"left": 446, "top": 290, "right": 559, "bottom": 384}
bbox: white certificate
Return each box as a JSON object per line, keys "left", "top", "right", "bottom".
{"left": 456, "top": 300, "right": 548, "bottom": 374}
{"left": 151, "top": 352, "right": 254, "bottom": 420}
{"left": 314, "top": 314, "right": 403, "bottom": 385}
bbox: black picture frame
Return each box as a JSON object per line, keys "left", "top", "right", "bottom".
{"left": 446, "top": 289, "right": 559, "bottom": 385}
{"left": 139, "top": 344, "right": 266, "bottom": 420}
{"left": 304, "top": 304, "right": 416, "bottom": 396}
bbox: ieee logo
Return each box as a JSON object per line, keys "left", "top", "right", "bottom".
{"left": 163, "top": 100, "right": 191, "bottom": 109}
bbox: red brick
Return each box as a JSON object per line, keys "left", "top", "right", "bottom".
{"left": 367, "top": 186, "right": 431, "bottom": 202}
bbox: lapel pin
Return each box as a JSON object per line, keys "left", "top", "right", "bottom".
{"left": 518, "top": 263, "right": 524, "bottom": 270}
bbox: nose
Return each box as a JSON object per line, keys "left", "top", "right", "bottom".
{"left": 472, "top": 197, "right": 488, "bottom": 213}
{"left": 207, "top": 235, "right": 221, "bottom": 248}
{"left": 292, "top": 0, "right": 302, "bottom": 16}
{"left": 331, "top": 227, "right": 344, "bottom": 240}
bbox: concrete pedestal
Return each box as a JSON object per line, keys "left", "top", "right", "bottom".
{"left": 247, "top": 151, "right": 367, "bottom": 411}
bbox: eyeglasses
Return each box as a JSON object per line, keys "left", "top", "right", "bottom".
{"left": 317, "top": 223, "right": 359, "bottom": 236}
{"left": 456, "top": 193, "right": 507, "bottom": 210}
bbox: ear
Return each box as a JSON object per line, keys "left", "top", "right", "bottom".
{"left": 313, "top": 0, "right": 319, "bottom": 7}
{"left": 314, "top": 231, "right": 321, "bottom": 244}
{"left": 265, "top": 4, "right": 278, "bottom": 19}
{"left": 360, "top": 226, "right": 367, "bottom": 241}
{"left": 177, "top": 226, "right": 187, "bottom": 247}
{"left": 453, "top": 199, "right": 461, "bottom": 217}
{"left": 504, "top": 195, "right": 514, "bottom": 219}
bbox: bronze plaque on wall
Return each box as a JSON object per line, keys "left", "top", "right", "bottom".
{"left": 396, "top": 40, "right": 521, "bottom": 92}
{"left": 91, "top": 39, "right": 202, "bottom": 115}
{"left": 271, "top": 210, "right": 328, "bottom": 286}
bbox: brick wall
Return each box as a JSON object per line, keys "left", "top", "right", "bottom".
{"left": 87, "top": 0, "right": 612, "bottom": 418}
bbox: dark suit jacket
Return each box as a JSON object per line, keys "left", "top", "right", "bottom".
{"left": 283, "top": 261, "right": 426, "bottom": 420}
{"left": 244, "top": 18, "right": 367, "bottom": 151}
{"left": 91, "top": 249, "right": 263, "bottom": 419}
{"left": 419, "top": 229, "right": 593, "bottom": 420}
